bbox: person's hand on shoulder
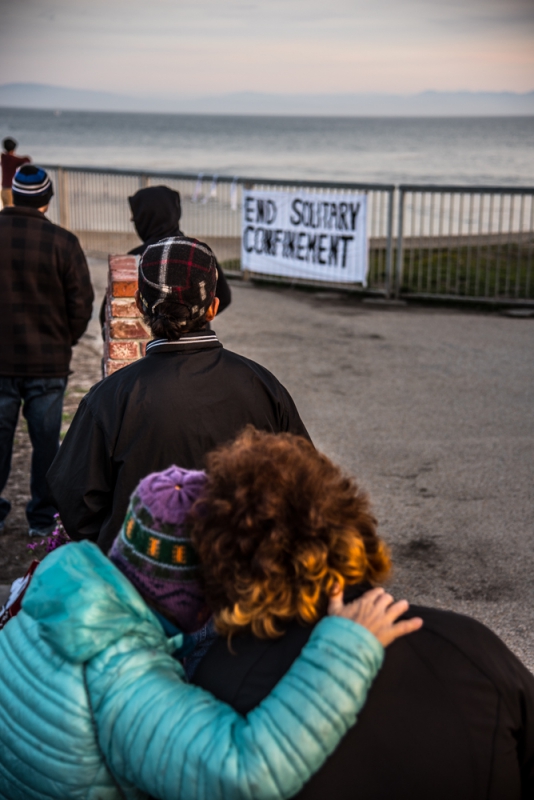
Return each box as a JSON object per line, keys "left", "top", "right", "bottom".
{"left": 328, "top": 586, "right": 423, "bottom": 647}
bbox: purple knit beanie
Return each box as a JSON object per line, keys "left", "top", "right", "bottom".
{"left": 109, "top": 465, "right": 211, "bottom": 633}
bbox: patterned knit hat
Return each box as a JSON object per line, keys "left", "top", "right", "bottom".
{"left": 12, "top": 164, "right": 54, "bottom": 208}
{"left": 138, "top": 235, "right": 217, "bottom": 317}
{"left": 108, "top": 466, "right": 211, "bottom": 633}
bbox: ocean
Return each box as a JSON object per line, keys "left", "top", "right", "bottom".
{"left": 1, "top": 108, "right": 533, "bottom": 186}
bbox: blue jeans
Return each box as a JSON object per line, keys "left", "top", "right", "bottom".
{"left": 0, "top": 377, "right": 67, "bottom": 530}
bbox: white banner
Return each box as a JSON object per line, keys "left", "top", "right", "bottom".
{"left": 241, "top": 189, "right": 368, "bottom": 284}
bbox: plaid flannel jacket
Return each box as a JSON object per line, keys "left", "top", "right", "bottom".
{"left": 0, "top": 206, "right": 94, "bottom": 377}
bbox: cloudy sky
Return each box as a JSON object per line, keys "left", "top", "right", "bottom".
{"left": 2, "top": 0, "right": 533, "bottom": 96}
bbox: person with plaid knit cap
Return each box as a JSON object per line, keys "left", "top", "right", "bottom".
{"left": 48, "top": 235, "right": 308, "bottom": 553}
{"left": 0, "top": 164, "right": 93, "bottom": 537}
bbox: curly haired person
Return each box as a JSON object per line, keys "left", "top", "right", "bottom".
{"left": 0, "top": 456, "right": 420, "bottom": 800}
{"left": 191, "top": 427, "right": 390, "bottom": 640}
{"left": 191, "top": 427, "right": 534, "bottom": 800}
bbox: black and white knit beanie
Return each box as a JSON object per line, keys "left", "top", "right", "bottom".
{"left": 12, "top": 165, "right": 54, "bottom": 209}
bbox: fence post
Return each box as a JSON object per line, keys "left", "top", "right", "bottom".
{"left": 385, "top": 188, "right": 394, "bottom": 298}
{"left": 394, "top": 188, "right": 406, "bottom": 298}
{"left": 241, "top": 181, "right": 254, "bottom": 279}
{"left": 139, "top": 174, "right": 150, "bottom": 189}
{"left": 57, "top": 167, "right": 70, "bottom": 229}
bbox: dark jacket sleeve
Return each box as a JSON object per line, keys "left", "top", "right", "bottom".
{"left": 277, "top": 383, "right": 311, "bottom": 442}
{"left": 215, "top": 261, "right": 232, "bottom": 314}
{"left": 47, "top": 397, "right": 114, "bottom": 542}
{"left": 482, "top": 627, "right": 534, "bottom": 796}
{"left": 515, "top": 663, "right": 534, "bottom": 796}
{"left": 411, "top": 606, "right": 534, "bottom": 797}
{"left": 62, "top": 235, "right": 94, "bottom": 345}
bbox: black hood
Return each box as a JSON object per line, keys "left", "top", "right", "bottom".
{"left": 128, "top": 185, "right": 182, "bottom": 243}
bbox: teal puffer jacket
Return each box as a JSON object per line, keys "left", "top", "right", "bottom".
{"left": 0, "top": 541, "right": 383, "bottom": 800}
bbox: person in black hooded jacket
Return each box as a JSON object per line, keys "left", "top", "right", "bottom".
{"left": 128, "top": 185, "right": 231, "bottom": 311}
{"left": 99, "top": 185, "right": 232, "bottom": 334}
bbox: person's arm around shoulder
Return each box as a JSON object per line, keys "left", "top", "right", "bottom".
{"left": 88, "top": 588, "right": 421, "bottom": 800}
{"left": 61, "top": 233, "right": 94, "bottom": 344}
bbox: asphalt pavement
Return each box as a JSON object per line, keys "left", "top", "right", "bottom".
{"left": 215, "top": 280, "right": 534, "bottom": 670}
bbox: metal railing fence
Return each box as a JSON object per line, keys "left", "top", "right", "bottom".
{"left": 395, "top": 185, "right": 534, "bottom": 302}
{"left": 41, "top": 165, "right": 534, "bottom": 304}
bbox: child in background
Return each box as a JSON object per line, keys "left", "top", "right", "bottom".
{"left": 1, "top": 138, "right": 31, "bottom": 208}
{"left": 108, "top": 465, "right": 217, "bottom": 676}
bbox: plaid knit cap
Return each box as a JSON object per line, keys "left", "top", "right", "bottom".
{"left": 138, "top": 235, "right": 217, "bottom": 318}
{"left": 108, "top": 466, "right": 211, "bottom": 633}
{"left": 12, "top": 164, "right": 54, "bottom": 208}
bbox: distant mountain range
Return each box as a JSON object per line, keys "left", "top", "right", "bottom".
{"left": 1, "top": 83, "right": 533, "bottom": 116}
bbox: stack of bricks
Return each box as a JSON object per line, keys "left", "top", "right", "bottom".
{"left": 103, "top": 255, "right": 150, "bottom": 376}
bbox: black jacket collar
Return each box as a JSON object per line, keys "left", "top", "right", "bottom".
{"left": 145, "top": 329, "right": 222, "bottom": 355}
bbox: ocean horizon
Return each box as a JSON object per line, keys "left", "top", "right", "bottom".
{"left": 1, "top": 107, "right": 533, "bottom": 187}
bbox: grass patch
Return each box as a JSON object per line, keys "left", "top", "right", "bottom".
{"left": 221, "top": 244, "right": 534, "bottom": 300}
{"left": 399, "top": 243, "right": 534, "bottom": 299}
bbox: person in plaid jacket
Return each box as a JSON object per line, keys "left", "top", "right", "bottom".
{"left": 0, "top": 164, "right": 93, "bottom": 537}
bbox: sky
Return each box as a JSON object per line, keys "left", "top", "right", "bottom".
{"left": 1, "top": 0, "right": 534, "bottom": 96}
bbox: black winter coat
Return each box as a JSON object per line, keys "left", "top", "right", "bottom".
{"left": 98, "top": 186, "right": 232, "bottom": 337}
{"left": 47, "top": 331, "right": 309, "bottom": 552}
{"left": 128, "top": 185, "right": 231, "bottom": 313}
{"left": 193, "top": 588, "right": 534, "bottom": 800}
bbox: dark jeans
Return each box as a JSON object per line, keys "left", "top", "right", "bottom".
{"left": 0, "top": 377, "right": 67, "bottom": 529}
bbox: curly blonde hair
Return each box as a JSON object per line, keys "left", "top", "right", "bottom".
{"left": 190, "top": 427, "right": 391, "bottom": 639}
